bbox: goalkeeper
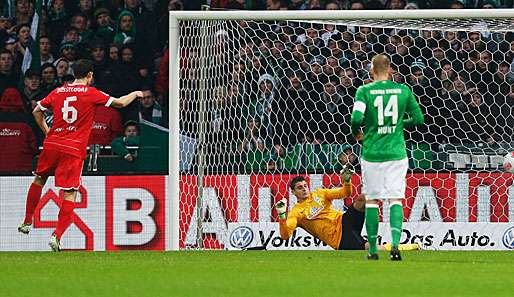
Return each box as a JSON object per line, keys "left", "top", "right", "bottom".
{"left": 275, "top": 168, "right": 419, "bottom": 251}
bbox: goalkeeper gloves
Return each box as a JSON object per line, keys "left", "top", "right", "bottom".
{"left": 340, "top": 165, "right": 353, "bottom": 184}
{"left": 274, "top": 198, "right": 287, "bottom": 220}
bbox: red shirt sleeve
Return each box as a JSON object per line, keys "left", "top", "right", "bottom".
{"left": 89, "top": 87, "right": 113, "bottom": 106}
{"left": 38, "top": 92, "right": 55, "bottom": 111}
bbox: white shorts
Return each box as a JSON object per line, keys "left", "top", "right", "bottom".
{"left": 361, "top": 158, "right": 408, "bottom": 200}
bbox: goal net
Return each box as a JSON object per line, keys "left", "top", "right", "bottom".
{"left": 172, "top": 10, "right": 514, "bottom": 250}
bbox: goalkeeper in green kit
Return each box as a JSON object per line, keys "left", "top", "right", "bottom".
{"left": 350, "top": 55, "right": 424, "bottom": 261}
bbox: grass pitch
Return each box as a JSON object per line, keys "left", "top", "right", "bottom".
{"left": 1, "top": 251, "right": 513, "bottom": 297}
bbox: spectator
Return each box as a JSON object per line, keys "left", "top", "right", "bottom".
{"left": 267, "top": 0, "right": 286, "bottom": 10}
{"left": 349, "top": 0, "right": 365, "bottom": 9}
{"left": 93, "top": 7, "right": 115, "bottom": 45}
{"left": 114, "top": 10, "right": 136, "bottom": 45}
{"left": 273, "top": 71, "right": 313, "bottom": 146}
{"left": 334, "top": 144, "right": 360, "bottom": 172}
{"left": 157, "top": 0, "right": 182, "bottom": 50}
{"left": 12, "top": 23, "right": 30, "bottom": 68}
{"left": 62, "top": 26, "right": 80, "bottom": 44}
{"left": 404, "top": 2, "right": 419, "bottom": 9}
{"left": 109, "top": 43, "right": 120, "bottom": 62}
{"left": 289, "top": 43, "right": 310, "bottom": 72}
{"left": 455, "top": 91, "right": 499, "bottom": 144}
{"left": 1, "top": 36, "right": 14, "bottom": 60}
{"left": 110, "top": 44, "right": 144, "bottom": 99}
{"left": 0, "top": 49, "right": 17, "bottom": 94}
{"left": 137, "top": 87, "right": 166, "bottom": 127}
{"left": 20, "top": 68, "right": 42, "bottom": 110}
{"left": 487, "top": 61, "right": 512, "bottom": 99}
{"left": 437, "top": 60, "right": 457, "bottom": 81}
{"left": 312, "top": 76, "right": 351, "bottom": 143}
{"left": 14, "top": 0, "right": 31, "bottom": 26}
{"left": 40, "top": 63, "right": 58, "bottom": 97}
{"left": 53, "top": 57, "right": 70, "bottom": 83}
{"left": 266, "top": 143, "right": 286, "bottom": 171}
{"left": 76, "top": 0, "right": 95, "bottom": 20}
{"left": 0, "top": 13, "right": 12, "bottom": 45}
{"left": 481, "top": 1, "right": 497, "bottom": 8}
{"left": 70, "top": 12, "right": 94, "bottom": 45}
{"left": 47, "top": 0, "right": 68, "bottom": 46}
{"left": 325, "top": 1, "right": 341, "bottom": 9}
{"left": 39, "top": 35, "right": 54, "bottom": 65}
{"left": 122, "top": 0, "right": 158, "bottom": 61}
{"left": 111, "top": 120, "right": 140, "bottom": 162}
{"left": 385, "top": 0, "right": 406, "bottom": 9}
{"left": 449, "top": 0, "right": 465, "bottom": 8}
{"left": 249, "top": 73, "right": 276, "bottom": 142}
{"left": 0, "top": 87, "right": 29, "bottom": 114}
{"left": 323, "top": 56, "right": 341, "bottom": 76}
{"left": 239, "top": 117, "right": 266, "bottom": 153}
{"left": 89, "top": 40, "right": 115, "bottom": 92}
{"left": 308, "top": 55, "right": 325, "bottom": 89}
{"left": 59, "top": 41, "right": 78, "bottom": 64}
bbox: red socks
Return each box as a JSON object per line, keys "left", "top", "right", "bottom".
{"left": 53, "top": 200, "right": 75, "bottom": 240}
{"left": 23, "top": 183, "right": 43, "bottom": 224}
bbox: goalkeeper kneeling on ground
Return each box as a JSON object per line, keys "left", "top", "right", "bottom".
{"left": 275, "top": 168, "right": 419, "bottom": 251}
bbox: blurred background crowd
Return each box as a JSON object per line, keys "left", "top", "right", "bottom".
{"left": 0, "top": 0, "right": 513, "bottom": 174}
{"left": 0, "top": 0, "right": 171, "bottom": 172}
{"left": 179, "top": 0, "right": 514, "bottom": 172}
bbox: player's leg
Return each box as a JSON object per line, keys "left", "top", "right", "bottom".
{"left": 338, "top": 195, "right": 366, "bottom": 250}
{"left": 361, "top": 159, "right": 383, "bottom": 259}
{"left": 19, "top": 175, "right": 48, "bottom": 234}
{"left": 49, "top": 154, "right": 83, "bottom": 251}
{"left": 384, "top": 158, "right": 409, "bottom": 261}
{"left": 365, "top": 199, "right": 380, "bottom": 258}
{"left": 19, "top": 150, "right": 56, "bottom": 234}
{"left": 389, "top": 198, "right": 403, "bottom": 249}
{"left": 50, "top": 190, "right": 77, "bottom": 251}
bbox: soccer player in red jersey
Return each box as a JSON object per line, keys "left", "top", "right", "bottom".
{"left": 17, "top": 59, "right": 143, "bottom": 251}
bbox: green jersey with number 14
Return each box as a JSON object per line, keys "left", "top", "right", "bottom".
{"left": 350, "top": 80, "right": 424, "bottom": 162}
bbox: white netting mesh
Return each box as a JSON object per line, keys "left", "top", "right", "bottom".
{"left": 178, "top": 18, "right": 514, "bottom": 249}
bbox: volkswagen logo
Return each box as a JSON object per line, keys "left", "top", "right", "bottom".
{"left": 229, "top": 226, "right": 254, "bottom": 249}
{"left": 502, "top": 226, "right": 514, "bottom": 249}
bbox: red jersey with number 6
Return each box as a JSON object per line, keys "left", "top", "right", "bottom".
{"left": 38, "top": 83, "right": 113, "bottom": 159}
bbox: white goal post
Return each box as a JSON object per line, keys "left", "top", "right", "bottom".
{"left": 168, "top": 9, "right": 514, "bottom": 251}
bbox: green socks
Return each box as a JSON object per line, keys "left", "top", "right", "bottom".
{"left": 365, "top": 206, "right": 379, "bottom": 255}
{"left": 390, "top": 203, "right": 404, "bottom": 248}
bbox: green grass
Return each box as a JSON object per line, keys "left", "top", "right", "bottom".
{"left": 1, "top": 251, "right": 513, "bottom": 297}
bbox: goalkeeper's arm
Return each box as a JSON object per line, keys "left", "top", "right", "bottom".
{"left": 274, "top": 199, "right": 297, "bottom": 240}
{"left": 323, "top": 166, "right": 353, "bottom": 200}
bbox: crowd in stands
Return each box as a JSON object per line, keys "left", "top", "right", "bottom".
{"left": 177, "top": 0, "right": 514, "bottom": 172}
{"left": 1, "top": 0, "right": 514, "bottom": 173}
{"left": 0, "top": 0, "right": 171, "bottom": 172}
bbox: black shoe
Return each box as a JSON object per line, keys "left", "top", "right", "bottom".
{"left": 367, "top": 253, "right": 379, "bottom": 260}
{"left": 390, "top": 246, "right": 402, "bottom": 261}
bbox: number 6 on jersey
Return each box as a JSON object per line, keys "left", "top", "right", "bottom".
{"left": 62, "top": 96, "right": 78, "bottom": 124}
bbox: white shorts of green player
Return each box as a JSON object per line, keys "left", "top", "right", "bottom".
{"left": 361, "top": 157, "right": 409, "bottom": 260}
{"left": 360, "top": 158, "right": 408, "bottom": 200}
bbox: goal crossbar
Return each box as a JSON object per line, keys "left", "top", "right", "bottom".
{"left": 169, "top": 9, "right": 514, "bottom": 21}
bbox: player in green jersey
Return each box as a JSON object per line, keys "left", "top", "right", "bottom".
{"left": 350, "top": 54, "right": 424, "bottom": 261}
